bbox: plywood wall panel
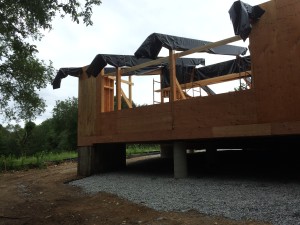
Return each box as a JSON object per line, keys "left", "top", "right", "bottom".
{"left": 250, "top": 0, "right": 300, "bottom": 123}
{"left": 172, "top": 91, "right": 257, "bottom": 130}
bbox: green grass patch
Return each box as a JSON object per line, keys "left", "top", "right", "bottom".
{"left": 0, "top": 151, "right": 77, "bottom": 172}
{"left": 126, "top": 144, "right": 159, "bottom": 156}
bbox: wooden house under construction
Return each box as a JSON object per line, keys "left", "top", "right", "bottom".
{"left": 53, "top": 0, "right": 300, "bottom": 177}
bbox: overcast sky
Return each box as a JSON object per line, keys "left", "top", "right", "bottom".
{"left": 31, "top": 0, "right": 268, "bottom": 125}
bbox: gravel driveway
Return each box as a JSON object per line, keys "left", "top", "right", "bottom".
{"left": 71, "top": 151, "right": 300, "bottom": 225}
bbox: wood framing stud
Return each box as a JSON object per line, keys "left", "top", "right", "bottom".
{"left": 116, "top": 67, "right": 121, "bottom": 110}
{"left": 169, "top": 49, "right": 177, "bottom": 102}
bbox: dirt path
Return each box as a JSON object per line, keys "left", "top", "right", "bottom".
{"left": 0, "top": 161, "right": 271, "bottom": 225}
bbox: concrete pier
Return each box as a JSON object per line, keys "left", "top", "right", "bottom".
{"left": 173, "top": 142, "right": 187, "bottom": 178}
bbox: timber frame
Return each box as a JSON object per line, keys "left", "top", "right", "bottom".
{"left": 77, "top": 0, "right": 300, "bottom": 175}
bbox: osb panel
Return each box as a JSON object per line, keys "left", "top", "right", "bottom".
{"left": 250, "top": 0, "right": 300, "bottom": 123}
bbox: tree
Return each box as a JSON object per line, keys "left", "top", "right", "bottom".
{"left": 0, "top": 124, "right": 10, "bottom": 156}
{"left": 27, "top": 118, "right": 57, "bottom": 154}
{"left": 52, "top": 97, "right": 78, "bottom": 151}
{"left": 0, "top": 0, "right": 101, "bottom": 121}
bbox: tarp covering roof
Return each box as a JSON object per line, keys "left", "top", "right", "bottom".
{"left": 134, "top": 33, "right": 248, "bottom": 59}
{"left": 86, "top": 54, "right": 205, "bottom": 77}
{"left": 161, "top": 56, "right": 251, "bottom": 88}
{"left": 52, "top": 54, "right": 205, "bottom": 89}
{"left": 229, "top": 1, "right": 265, "bottom": 40}
{"left": 52, "top": 67, "right": 116, "bottom": 89}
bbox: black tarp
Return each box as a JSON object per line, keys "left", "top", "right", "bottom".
{"left": 229, "top": 1, "right": 265, "bottom": 40}
{"left": 161, "top": 56, "right": 251, "bottom": 88}
{"left": 85, "top": 54, "right": 205, "bottom": 77}
{"left": 52, "top": 54, "right": 205, "bottom": 89}
{"left": 195, "top": 56, "right": 251, "bottom": 80}
{"left": 52, "top": 67, "right": 117, "bottom": 89}
{"left": 134, "top": 33, "right": 248, "bottom": 59}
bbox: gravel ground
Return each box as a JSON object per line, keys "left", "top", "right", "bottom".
{"left": 70, "top": 154, "right": 300, "bottom": 225}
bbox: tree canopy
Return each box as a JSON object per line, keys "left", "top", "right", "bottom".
{"left": 0, "top": 0, "right": 101, "bottom": 122}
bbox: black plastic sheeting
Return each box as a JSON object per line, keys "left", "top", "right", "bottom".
{"left": 85, "top": 54, "right": 205, "bottom": 77}
{"left": 52, "top": 67, "right": 117, "bottom": 89}
{"left": 229, "top": 1, "right": 265, "bottom": 41}
{"left": 161, "top": 56, "right": 251, "bottom": 89}
{"left": 52, "top": 54, "right": 205, "bottom": 89}
{"left": 134, "top": 33, "right": 248, "bottom": 60}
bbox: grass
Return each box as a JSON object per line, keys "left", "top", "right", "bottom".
{"left": 0, "top": 151, "right": 77, "bottom": 172}
{"left": 0, "top": 145, "right": 160, "bottom": 172}
{"left": 126, "top": 144, "right": 159, "bottom": 156}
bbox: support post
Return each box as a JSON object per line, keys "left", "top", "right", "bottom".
{"left": 129, "top": 76, "right": 132, "bottom": 106}
{"left": 78, "top": 146, "right": 94, "bottom": 177}
{"left": 173, "top": 142, "right": 187, "bottom": 178}
{"left": 116, "top": 67, "right": 121, "bottom": 110}
{"left": 169, "top": 49, "right": 177, "bottom": 102}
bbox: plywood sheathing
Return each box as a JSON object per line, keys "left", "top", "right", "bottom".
{"left": 250, "top": 0, "right": 300, "bottom": 123}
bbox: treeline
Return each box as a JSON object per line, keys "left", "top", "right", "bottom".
{"left": 0, "top": 97, "right": 78, "bottom": 157}
{"left": 0, "top": 96, "right": 159, "bottom": 158}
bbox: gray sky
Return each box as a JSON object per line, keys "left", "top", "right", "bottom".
{"left": 32, "top": 0, "right": 267, "bottom": 125}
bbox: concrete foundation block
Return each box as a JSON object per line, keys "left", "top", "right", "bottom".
{"left": 173, "top": 142, "right": 188, "bottom": 178}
